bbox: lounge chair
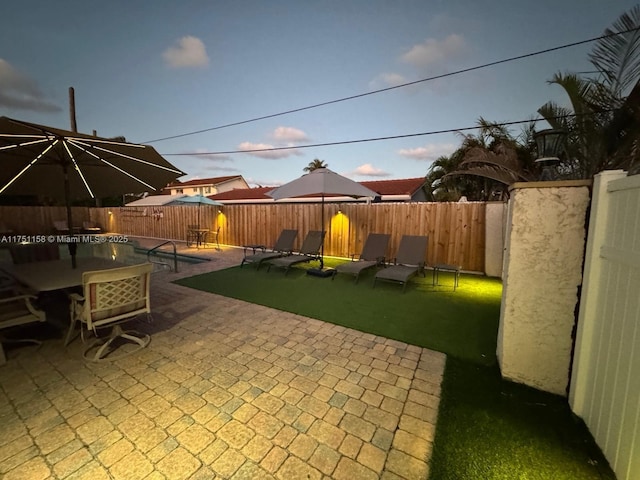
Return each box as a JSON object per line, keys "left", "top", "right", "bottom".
{"left": 241, "top": 229, "right": 298, "bottom": 269}
{"left": 332, "top": 233, "right": 390, "bottom": 283}
{"left": 65, "top": 262, "right": 153, "bottom": 362}
{"left": 266, "top": 230, "right": 325, "bottom": 275}
{"left": 373, "top": 235, "right": 428, "bottom": 292}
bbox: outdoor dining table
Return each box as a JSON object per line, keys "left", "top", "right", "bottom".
{"left": 187, "top": 228, "right": 210, "bottom": 248}
{"left": 0, "top": 257, "right": 127, "bottom": 293}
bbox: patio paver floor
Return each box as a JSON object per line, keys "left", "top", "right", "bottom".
{"left": 0, "top": 243, "right": 445, "bottom": 479}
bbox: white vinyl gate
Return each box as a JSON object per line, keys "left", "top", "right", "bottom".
{"left": 570, "top": 170, "right": 640, "bottom": 480}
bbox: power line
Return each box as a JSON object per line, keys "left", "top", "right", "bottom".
{"left": 163, "top": 113, "right": 595, "bottom": 156}
{"left": 146, "top": 26, "right": 639, "bottom": 144}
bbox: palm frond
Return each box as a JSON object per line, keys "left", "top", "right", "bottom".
{"left": 444, "top": 165, "right": 523, "bottom": 186}
{"left": 589, "top": 5, "right": 640, "bottom": 97}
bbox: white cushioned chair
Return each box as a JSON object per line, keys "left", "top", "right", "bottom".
{"left": 65, "top": 263, "right": 153, "bottom": 362}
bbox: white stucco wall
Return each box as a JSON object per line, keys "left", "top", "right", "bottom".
{"left": 485, "top": 202, "right": 507, "bottom": 277}
{"left": 497, "top": 181, "right": 591, "bottom": 395}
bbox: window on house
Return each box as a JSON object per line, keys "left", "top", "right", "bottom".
{"left": 176, "top": 188, "right": 183, "bottom": 193}
{"left": 205, "top": 187, "right": 211, "bottom": 193}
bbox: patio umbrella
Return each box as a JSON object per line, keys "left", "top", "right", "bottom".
{"left": 267, "top": 168, "right": 378, "bottom": 275}
{"left": 0, "top": 116, "right": 185, "bottom": 267}
{"left": 170, "top": 194, "right": 223, "bottom": 227}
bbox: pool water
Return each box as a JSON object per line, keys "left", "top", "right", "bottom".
{"left": 69, "top": 242, "right": 208, "bottom": 272}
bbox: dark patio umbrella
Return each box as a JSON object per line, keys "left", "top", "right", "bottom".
{"left": 267, "top": 168, "right": 378, "bottom": 275}
{"left": 0, "top": 116, "right": 185, "bottom": 267}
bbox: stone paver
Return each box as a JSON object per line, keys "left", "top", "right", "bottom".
{"left": 0, "top": 243, "right": 445, "bottom": 479}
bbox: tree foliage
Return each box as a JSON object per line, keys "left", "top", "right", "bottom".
{"left": 303, "top": 158, "right": 328, "bottom": 172}
{"left": 538, "top": 6, "right": 640, "bottom": 178}
{"left": 428, "top": 7, "right": 640, "bottom": 200}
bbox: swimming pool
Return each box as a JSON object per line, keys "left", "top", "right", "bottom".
{"left": 70, "top": 241, "right": 208, "bottom": 272}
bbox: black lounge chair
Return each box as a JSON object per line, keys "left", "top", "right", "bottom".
{"left": 266, "top": 231, "right": 325, "bottom": 275}
{"left": 373, "top": 235, "right": 428, "bottom": 292}
{"left": 332, "top": 233, "right": 390, "bottom": 283}
{"left": 241, "top": 229, "right": 298, "bottom": 269}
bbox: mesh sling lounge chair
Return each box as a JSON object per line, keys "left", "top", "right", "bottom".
{"left": 332, "top": 233, "right": 390, "bottom": 283}
{"left": 65, "top": 262, "right": 153, "bottom": 362}
{"left": 241, "top": 229, "right": 298, "bottom": 269}
{"left": 373, "top": 235, "right": 428, "bottom": 292}
{"left": 266, "top": 230, "right": 325, "bottom": 275}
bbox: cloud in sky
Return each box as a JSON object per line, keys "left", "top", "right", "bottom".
{"left": 369, "top": 72, "right": 408, "bottom": 89}
{"left": 0, "top": 59, "right": 61, "bottom": 112}
{"left": 350, "top": 163, "right": 390, "bottom": 177}
{"left": 163, "top": 36, "right": 209, "bottom": 68}
{"left": 398, "top": 143, "right": 456, "bottom": 161}
{"left": 272, "top": 126, "right": 309, "bottom": 143}
{"left": 400, "top": 34, "right": 467, "bottom": 68}
{"left": 204, "top": 165, "right": 239, "bottom": 173}
{"left": 187, "top": 148, "right": 232, "bottom": 161}
{"left": 370, "top": 34, "right": 468, "bottom": 89}
{"left": 238, "top": 142, "right": 301, "bottom": 159}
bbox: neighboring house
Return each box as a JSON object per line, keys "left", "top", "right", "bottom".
{"left": 360, "top": 177, "right": 428, "bottom": 202}
{"left": 209, "top": 177, "right": 428, "bottom": 204}
{"left": 164, "top": 176, "right": 249, "bottom": 196}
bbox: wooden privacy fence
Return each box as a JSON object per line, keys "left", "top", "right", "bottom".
{"left": 1, "top": 202, "right": 487, "bottom": 271}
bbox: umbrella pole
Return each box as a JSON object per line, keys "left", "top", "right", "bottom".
{"left": 63, "top": 165, "right": 77, "bottom": 269}
{"left": 320, "top": 195, "right": 325, "bottom": 269}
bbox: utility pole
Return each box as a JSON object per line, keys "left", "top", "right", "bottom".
{"left": 69, "top": 87, "right": 77, "bottom": 133}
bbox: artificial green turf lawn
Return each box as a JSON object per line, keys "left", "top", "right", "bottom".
{"left": 429, "top": 358, "right": 615, "bottom": 480}
{"left": 174, "top": 259, "right": 503, "bottom": 366}
{"left": 175, "top": 260, "right": 614, "bottom": 479}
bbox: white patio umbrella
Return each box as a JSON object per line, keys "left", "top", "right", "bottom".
{"left": 170, "top": 194, "right": 223, "bottom": 227}
{"left": 267, "top": 168, "right": 378, "bottom": 274}
{"left": 0, "top": 116, "right": 185, "bottom": 267}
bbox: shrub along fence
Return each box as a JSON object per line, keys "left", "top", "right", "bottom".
{"left": 1, "top": 202, "right": 488, "bottom": 272}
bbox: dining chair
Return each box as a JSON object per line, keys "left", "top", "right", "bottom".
{"left": 0, "top": 283, "right": 46, "bottom": 364}
{"left": 66, "top": 262, "right": 153, "bottom": 362}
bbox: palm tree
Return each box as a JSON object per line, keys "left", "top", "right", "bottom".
{"left": 538, "top": 6, "right": 640, "bottom": 178}
{"left": 431, "top": 119, "right": 537, "bottom": 200}
{"left": 303, "top": 159, "right": 328, "bottom": 172}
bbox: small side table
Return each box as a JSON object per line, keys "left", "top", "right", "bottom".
{"left": 432, "top": 264, "right": 461, "bottom": 291}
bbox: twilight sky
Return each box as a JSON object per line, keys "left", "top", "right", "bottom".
{"left": 0, "top": 1, "right": 636, "bottom": 187}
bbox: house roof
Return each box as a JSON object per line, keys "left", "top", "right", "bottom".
{"left": 125, "top": 194, "right": 188, "bottom": 206}
{"left": 361, "top": 177, "right": 426, "bottom": 196}
{"left": 209, "top": 177, "right": 427, "bottom": 203}
{"left": 165, "top": 175, "right": 243, "bottom": 189}
{"left": 211, "top": 186, "right": 274, "bottom": 201}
